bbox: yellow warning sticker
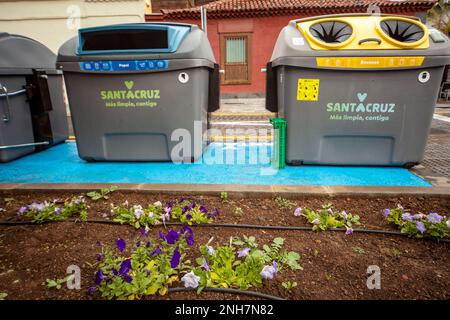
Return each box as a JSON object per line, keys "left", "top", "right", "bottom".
{"left": 297, "top": 78, "right": 319, "bottom": 101}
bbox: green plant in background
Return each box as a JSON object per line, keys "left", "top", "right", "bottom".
{"left": 282, "top": 281, "right": 297, "bottom": 292}
{"left": 190, "top": 236, "right": 302, "bottom": 293}
{"left": 234, "top": 207, "right": 243, "bottom": 218}
{"left": 86, "top": 186, "right": 118, "bottom": 201}
{"left": 220, "top": 192, "right": 228, "bottom": 203}
{"left": 112, "top": 198, "right": 219, "bottom": 229}
{"left": 45, "top": 277, "right": 69, "bottom": 290}
{"left": 383, "top": 206, "right": 449, "bottom": 239}
{"left": 18, "top": 196, "right": 88, "bottom": 224}
{"left": 391, "top": 248, "right": 402, "bottom": 258}
{"left": 352, "top": 246, "right": 365, "bottom": 254}
{"left": 91, "top": 226, "right": 194, "bottom": 299}
{"left": 274, "top": 196, "right": 295, "bottom": 210}
{"left": 0, "top": 292, "right": 7, "bottom": 300}
{"left": 301, "top": 204, "right": 360, "bottom": 234}
{"left": 3, "top": 198, "right": 15, "bottom": 206}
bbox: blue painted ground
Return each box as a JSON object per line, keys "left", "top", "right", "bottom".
{"left": 0, "top": 142, "right": 430, "bottom": 186}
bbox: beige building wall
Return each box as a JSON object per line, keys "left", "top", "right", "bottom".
{"left": 0, "top": 0, "right": 146, "bottom": 53}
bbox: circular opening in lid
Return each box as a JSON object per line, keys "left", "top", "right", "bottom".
{"left": 380, "top": 19, "right": 424, "bottom": 43}
{"left": 309, "top": 21, "right": 353, "bottom": 44}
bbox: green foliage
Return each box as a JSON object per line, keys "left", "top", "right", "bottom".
{"left": 282, "top": 281, "right": 297, "bottom": 291}
{"left": 192, "top": 236, "right": 302, "bottom": 293}
{"left": 220, "top": 192, "right": 228, "bottom": 202}
{"left": 3, "top": 197, "right": 15, "bottom": 206}
{"left": 352, "top": 246, "right": 365, "bottom": 254}
{"left": 0, "top": 292, "right": 7, "bottom": 300}
{"left": 384, "top": 207, "right": 449, "bottom": 239}
{"left": 391, "top": 248, "right": 402, "bottom": 258}
{"left": 95, "top": 228, "right": 192, "bottom": 300}
{"left": 274, "top": 196, "right": 295, "bottom": 210}
{"left": 112, "top": 199, "right": 217, "bottom": 229}
{"left": 234, "top": 207, "right": 243, "bottom": 218}
{"left": 22, "top": 196, "right": 88, "bottom": 224}
{"left": 86, "top": 186, "right": 118, "bottom": 201}
{"left": 45, "top": 277, "right": 68, "bottom": 290}
{"left": 301, "top": 204, "right": 360, "bottom": 231}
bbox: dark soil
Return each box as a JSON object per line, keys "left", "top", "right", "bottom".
{"left": 0, "top": 191, "right": 449, "bottom": 300}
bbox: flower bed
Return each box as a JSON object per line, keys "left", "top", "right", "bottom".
{"left": 0, "top": 192, "right": 449, "bottom": 300}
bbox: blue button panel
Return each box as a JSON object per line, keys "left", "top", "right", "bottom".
{"left": 80, "top": 60, "right": 169, "bottom": 72}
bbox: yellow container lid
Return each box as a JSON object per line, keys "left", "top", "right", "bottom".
{"left": 297, "top": 15, "right": 429, "bottom": 50}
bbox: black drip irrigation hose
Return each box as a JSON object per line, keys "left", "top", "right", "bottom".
{"left": 0, "top": 218, "right": 449, "bottom": 243}
{"left": 167, "top": 287, "right": 285, "bottom": 300}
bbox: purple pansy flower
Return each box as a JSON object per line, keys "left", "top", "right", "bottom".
{"left": 427, "top": 213, "right": 443, "bottom": 224}
{"left": 237, "top": 247, "right": 250, "bottom": 258}
{"left": 383, "top": 209, "right": 391, "bottom": 218}
{"left": 145, "top": 269, "right": 152, "bottom": 276}
{"left": 136, "top": 241, "right": 141, "bottom": 248}
{"left": 140, "top": 228, "right": 149, "bottom": 237}
{"left": 150, "top": 247, "right": 161, "bottom": 257}
{"left": 294, "top": 207, "right": 302, "bottom": 217}
{"left": 345, "top": 227, "right": 353, "bottom": 235}
{"left": 112, "top": 268, "right": 118, "bottom": 276}
{"left": 119, "top": 259, "right": 132, "bottom": 276}
{"left": 146, "top": 241, "right": 151, "bottom": 248}
{"left": 116, "top": 238, "right": 126, "bottom": 252}
{"left": 199, "top": 205, "right": 208, "bottom": 214}
{"left": 53, "top": 207, "right": 62, "bottom": 215}
{"left": 18, "top": 206, "right": 27, "bottom": 215}
{"left": 260, "top": 261, "right": 278, "bottom": 280}
{"left": 95, "top": 270, "right": 105, "bottom": 285}
{"left": 159, "top": 231, "right": 165, "bottom": 240}
{"left": 87, "top": 286, "right": 96, "bottom": 295}
{"left": 401, "top": 213, "right": 413, "bottom": 221}
{"left": 164, "top": 206, "right": 172, "bottom": 215}
{"left": 95, "top": 253, "right": 103, "bottom": 261}
{"left": 416, "top": 221, "right": 426, "bottom": 234}
{"left": 202, "top": 257, "right": 210, "bottom": 271}
{"left": 207, "top": 246, "right": 215, "bottom": 255}
{"left": 29, "top": 203, "right": 45, "bottom": 212}
{"left": 186, "top": 213, "right": 192, "bottom": 220}
{"left": 123, "top": 274, "right": 133, "bottom": 283}
{"left": 170, "top": 247, "right": 181, "bottom": 268}
{"left": 165, "top": 230, "right": 180, "bottom": 245}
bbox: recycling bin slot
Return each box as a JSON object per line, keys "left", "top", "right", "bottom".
{"left": 77, "top": 24, "right": 191, "bottom": 55}
{"left": 266, "top": 14, "right": 450, "bottom": 166}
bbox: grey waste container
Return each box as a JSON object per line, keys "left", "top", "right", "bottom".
{"left": 266, "top": 14, "right": 450, "bottom": 167}
{"left": 57, "top": 23, "right": 219, "bottom": 162}
{"left": 0, "top": 33, "right": 69, "bottom": 162}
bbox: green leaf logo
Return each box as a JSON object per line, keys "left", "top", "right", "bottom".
{"left": 357, "top": 92, "right": 367, "bottom": 102}
{"left": 125, "top": 81, "right": 134, "bottom": 90}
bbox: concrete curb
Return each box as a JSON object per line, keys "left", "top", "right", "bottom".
{"left": 0, "top": 183, "right": 449, "bottom": 198}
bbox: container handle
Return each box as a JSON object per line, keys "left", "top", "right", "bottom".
{"left": 0, "top": 141, "right": 49, "bottom": 150}
{"left": 358, "top": 38, "right": 382, "bottom": 45}
{"left": 0, "top": 83, "right": 27, "bottom": 122}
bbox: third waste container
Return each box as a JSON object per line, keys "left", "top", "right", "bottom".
{"left": 58, "top": 23, "right": 219, "bottom": 162}
{"left": 266, "top": 14, "right": 450, "bottom": 166}
{"left": 0, "top": 33, "right": 68, "bottom": 162}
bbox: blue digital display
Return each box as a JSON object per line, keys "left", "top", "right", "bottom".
{"left": 79, "top": 60, "right": 169, "bottom": 72}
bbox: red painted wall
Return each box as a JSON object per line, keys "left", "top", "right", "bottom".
{"left": 163, "top": 12, "right": 418, "bottom": 95}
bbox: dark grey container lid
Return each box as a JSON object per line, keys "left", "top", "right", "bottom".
{"left": 0, "top": 33, "right": 56, "bottom": 70}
